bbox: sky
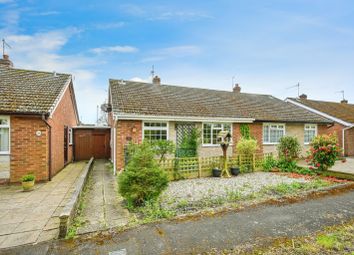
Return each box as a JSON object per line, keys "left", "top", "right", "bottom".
{"left": 1, "top": 0, "right": 354, "bottom": 123}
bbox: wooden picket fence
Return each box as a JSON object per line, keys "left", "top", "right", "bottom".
{"left": 159, "top": 152, "right": 274, "bottom": 180}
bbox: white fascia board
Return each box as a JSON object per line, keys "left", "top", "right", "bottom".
{"left": 48, "top": 76, "right": 72, "bottom": 118}
{"left": 113, "top": 113, "right": 254, "bottom": 123}
{"left": 286, "top": 99, "right": 353, "bottom": 127}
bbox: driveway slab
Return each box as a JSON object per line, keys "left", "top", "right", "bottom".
{"left": 0, "top": 161, "right": 86, "bottom": 249}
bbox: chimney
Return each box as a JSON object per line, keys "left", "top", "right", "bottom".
{"left": 152, "top": 75, "right": 161, "bottom": 85}
{"left": 0, "top": 54, "right": 13, "bottom": 68}
{"left": 341, "top": 99, "right": 348, "bottom": 104}
{"left": 299, "top": 94, "right": 307, "bottom": 100}
{"left": 233, "top": 83, "right": 241, "bottom": 93}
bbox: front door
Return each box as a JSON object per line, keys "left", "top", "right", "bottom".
{"left": 64, "top": 126, "right": 68, "bottom": 164}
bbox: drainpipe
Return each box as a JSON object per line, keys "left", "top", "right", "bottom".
{"left": 42, "top": 114, "right": 52, "bottom": 181}
{"left": 342, "top": 125, "right": 354, "bottom": 156}
{"left": 113, "top": 119, "right": 117, "bottom": 176}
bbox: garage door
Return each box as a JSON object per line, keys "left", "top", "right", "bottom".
{"left": 73, "top": 128, "right": 111, "bottom": 161}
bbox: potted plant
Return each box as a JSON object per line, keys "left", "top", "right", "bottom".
{"left": 211, "top": 161, "right": 222, "bottom": 177}
{"left": 229, "top": 166, "right": 240, "bottom": 176}
{"left": 21, "top": 174, "right": 35, "bottom": 191}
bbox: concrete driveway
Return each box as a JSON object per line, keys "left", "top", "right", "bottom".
{"left": 330, "top": 157, "right": 354, "bottom": 175}
{"left": 0, "top": 161, "right": 86, "bottom": 249}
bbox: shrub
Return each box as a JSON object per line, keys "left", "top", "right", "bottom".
{"left": 118, "top": 141, "right": 169, "bottom": 206}
{"left": 277, "top": 136, "right": 301, "bottom": 162}
{"left": 240, "top": 124, "right": 251, "bottom": 139}
{"left": 151, "top": 140, "right": 175, "bottom": 162}
{"left": 236, "top": 138, "right": 258, "bottom": 155}
{"left": 177, "top": 127, "right": 201, "bottom": 157}
{"left": 277, "top": 158, "right": 298, "bottom": 172}
{"left": 21, "top": 174, "right": 35, "bottom": 182}
{"left": 307, "top": 134, "right": 341, "bottom": 171}
{"left": 262, "top": 155, "right": 277, "bottom": 172}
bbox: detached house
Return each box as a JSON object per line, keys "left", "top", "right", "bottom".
{"left": 287, "top": 95, "right": 354, "bottom": 156}
{"left": 0, "top": 55, "right": 79, "bottom": 183}
{"left": 108, "top": 76, "right": 332, "bottom": 172}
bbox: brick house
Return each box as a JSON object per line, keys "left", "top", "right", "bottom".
{"left": 287, "top": 95, "right": 354, "bottom": 156}
{"left": 108, "top": 76, "right": 332, "bottom": 172}
{"left": 0, "top": 55, "right": 79, "bottom": 183}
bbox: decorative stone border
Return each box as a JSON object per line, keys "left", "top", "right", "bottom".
{"left": 59, "top": 157, "right": 94, "bottom": 238}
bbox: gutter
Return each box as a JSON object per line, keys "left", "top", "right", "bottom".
{"left": 42, "top": 114, "right": 52, "bottom": 181}
{"left": 342, "top": 125, "right": 354, "bottom": 156}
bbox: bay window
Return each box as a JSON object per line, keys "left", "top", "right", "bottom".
{"left": 143, "top": 122, "right": 168, "bottom": 141}
{"left": 263, "top": 123, "right": 285, "bottom": 144}
{"left": 0, "top": 116, "right": 10, "bottom": 154}
{"left": 203, "top": 123, "right": 231, "bottom": 145}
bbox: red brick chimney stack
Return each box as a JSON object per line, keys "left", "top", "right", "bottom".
{"left": 0, "top": 54, "right": 13, "bottom": 68}
{"left": 152, "top": 75, "right": 161, "bottom": 85}
{"left": 341, "top": 99, "right": 348, "bottom": 104}
{"left": 299, "top": 94, "right": 307, "bottom": 100}
{"left": 233, "top": 83, "right": 241, "bottom": 93}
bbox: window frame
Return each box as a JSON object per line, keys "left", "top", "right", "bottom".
{"left": 142, "top": 121, "right": 169, "bottom": 141}
{"left": 304, "top": 124, "right": 317, "bottom": 145}
{"left": 0, "top": 116, "right": 10, "bottom": 154}
{"left": 68, "top": 128, "right": 73, "bottom": 145}
{"left": 202, "top": 122, "right": 232, "bottom": 146}
{"left": 263, "top": 123, "right": 286, "bottom": 145}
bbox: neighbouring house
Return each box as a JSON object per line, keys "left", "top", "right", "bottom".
{"left": 287, "top": 94, "right": 354, "bottom": 156}
{"left": 0, "top": 55, "right": 79, "bottom": 183}
{"left": 108, "top": 76, "right": 332, "bottom": 172}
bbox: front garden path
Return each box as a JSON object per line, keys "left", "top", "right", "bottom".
{"left": 0, "top": 161, "right": 86, "bottom": 250}
{"left": 76, "top": 159, "right": 129, "bottom": 235}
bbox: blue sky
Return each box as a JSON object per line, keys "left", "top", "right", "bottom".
{"left": 1, "top": 0, "right": 354, "bottom": 123}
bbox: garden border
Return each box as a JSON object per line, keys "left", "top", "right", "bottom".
{"left": 59, "top": 157, "right": 94, "bottom": 238}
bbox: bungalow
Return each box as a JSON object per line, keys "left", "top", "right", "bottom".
{"left": 287, "top": 95, "right": 354, "bottom": 156}
{"left": 108, "top": 76, "right": 332, "bottom": 172}
{"left": 0, "top": 55, "right": 79, "bottom": 183}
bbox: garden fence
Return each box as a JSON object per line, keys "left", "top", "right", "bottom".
{"left": 159, "top": 152, "right": 274, "bottom": 180}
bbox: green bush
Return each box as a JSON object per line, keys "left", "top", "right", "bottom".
{"left": 262, "top": 155, "right": 277, "bottom": 171}
{"left": 151, "top": 140, "right": 175, "bottom": 162}
{"left": 307, "top": 134, "right": 341, "bottom": 171}
{"left": 277, "top": 136, "right": 301, "bottom": 162}
{"left": 21, "top": 174, "right": 35, "bottom": 182}
{"left": 177, "top": 127, "right": 201, "bottom": 157}
{"left": 118, "top": 141, "right": 169, "bottom": 206}
{"left": 236, "top": 138, "right": 258, "bottom": 155}
{"left": 277, "top": 158, "right": 298, "bottom": 172}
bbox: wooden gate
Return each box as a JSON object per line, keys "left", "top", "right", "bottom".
{"left": 73, "top": 128, "right": 111, "bottom": 161}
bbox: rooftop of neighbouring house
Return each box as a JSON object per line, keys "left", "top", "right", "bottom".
{"left": 288, "top": 96, "right": 354, "bottom": 124}
{"left": 0, "top": 55, "right": 72, "bottom": 115}
{"left": 109, "top": 77, "right": 332, "bottom": 123}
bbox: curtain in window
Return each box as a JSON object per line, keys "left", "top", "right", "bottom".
{"left": 0, "top": 128, "right": 9, "bottom": 152}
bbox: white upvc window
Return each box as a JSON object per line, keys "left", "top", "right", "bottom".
{"left": 0, "top": 116, "right": 10, "bottom": 154}
{"left": 304, "top": 124, "right": 317, "bottom": 144}
{"left": 202, "top": 123, "right": 232, "bottom": 146}
{"left": 143, "top": 122, "right": 168, "bottom": 141}
{"left": 68, "top": 128, "right": 73, "bottom": 145}
{"left": 263, "top": 123, "right": 285, "bottom": 144}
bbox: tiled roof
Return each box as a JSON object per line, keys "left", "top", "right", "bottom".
{"left": 0, "top": 66, "right": 71, "bottom": 114}
{"left": 109, "top": 79, "right": 331, "bottom": 123}
{"left": 288, "top": 97, "right": 354, "bottom": 124}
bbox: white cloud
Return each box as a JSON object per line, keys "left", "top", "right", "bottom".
{"left": 90, "top": 45, "right": 138, "bottom": 54}
{"left": 129, "top": 76, "right": 151, "bottom": 83}
{"left": 141, "top": 45, "right": 201, "bottom": 62}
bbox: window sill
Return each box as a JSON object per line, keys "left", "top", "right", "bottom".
{"left": 263, "top": 143, "right": 279, "bottom": 145}
{"left": 0, "top": 152, "right": 10, "bottom": 155}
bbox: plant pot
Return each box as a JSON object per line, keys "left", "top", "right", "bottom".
{"left": 230, "top": 167, "right": 240, "bottom": 176}
{"left": 22, "top": 180, "right": 35, "bottom": 191}
{"left": 212, "top": 168, "right": 222, "bottom": 177}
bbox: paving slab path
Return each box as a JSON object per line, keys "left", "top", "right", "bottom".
{"left": 0, "top": 161, "right": 87, "bottom": 250}
{"left": 2, "top": 187, "right": 354, "bottom": 255}
{"left": 76, "top": 159, "right": 129, "bottom": 235}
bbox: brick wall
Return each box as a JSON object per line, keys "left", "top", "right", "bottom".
{"left": 115, "top": 120, "right": 142, "bottom": 170}
{"left": 47, "top": 83, "right": 78, "bottom": 177}
{"left": 232, "top": 123, "right": 263, "bottom": 155}
{"left": 10, "top": 116, "right": 49, "bottom": 182}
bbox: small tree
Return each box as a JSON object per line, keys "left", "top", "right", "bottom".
{"left": 277, "top": 136, "right": 301, "bottom": 162}
{"left": 236, "top": 138, "right": 258, "bottom": 155}
{"left": 307, "top": 134, "right": 341, "bottom": 171}
{"left": 118, "top": 141, "right": 169, "bottom": 206}
{"left": 152, "top": 140, "right": 175, "bottom": 162}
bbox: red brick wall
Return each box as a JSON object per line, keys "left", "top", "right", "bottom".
{"left": 345, "top": 128, "right": 354, "bottom": 156}
{"left": 115, "top": 120, "right": 142, "bottom": 170}
{"left": 10, "top": 116, "right": 49, "bottom": 182}
{"left": 47, "top": 83, "right": 78, "bottom": 177}
{"left": 232, "top": 123, "right": 263, "bottom": 155}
